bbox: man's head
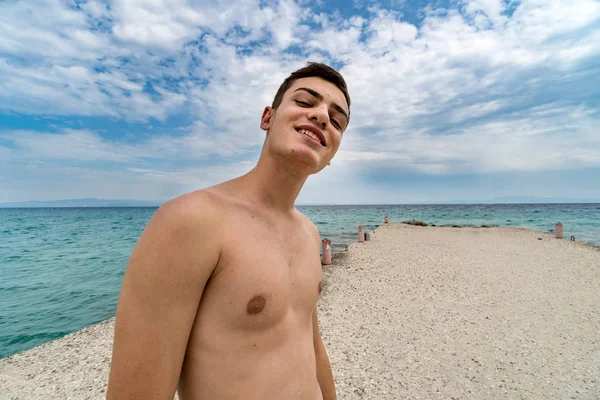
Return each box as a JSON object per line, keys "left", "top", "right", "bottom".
{"left": 260, "top": 62, "right": 351, "bottom": 174}
{"left": 271, "top": 62, "right": 351, "bottom": 119}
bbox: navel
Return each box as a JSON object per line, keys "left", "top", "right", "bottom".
{"left": 246, "top": 295, "right": 267, "bottom": 315}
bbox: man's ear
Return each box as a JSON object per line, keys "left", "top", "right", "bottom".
{"left": 260, "top": 106, "right": 274, "bottom": 131}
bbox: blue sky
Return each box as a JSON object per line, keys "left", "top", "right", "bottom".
{"left": 1, "top": 0, "right": 599, "bottom": 204}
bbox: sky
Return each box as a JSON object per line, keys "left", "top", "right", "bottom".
{"left": 1, "top": 0, "right": 599, "bottom": 205}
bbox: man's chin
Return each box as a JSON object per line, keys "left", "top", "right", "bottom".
{"left": 288, "top": 151, "right": 325, "bottom": 174}
{"left": 268, "top": 144, "right": 327, "bottom": 173}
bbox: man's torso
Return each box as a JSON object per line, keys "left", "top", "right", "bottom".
{"left": 176, "top": 190, "right": 324, "bottom": 400}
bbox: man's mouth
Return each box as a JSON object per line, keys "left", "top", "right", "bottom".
{"left": 295, "top": 127, "right": 326, "bottom": 146}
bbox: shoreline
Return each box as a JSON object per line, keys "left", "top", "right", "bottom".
{"left": 2, "top": 224, "right": 600, "bottom": 399}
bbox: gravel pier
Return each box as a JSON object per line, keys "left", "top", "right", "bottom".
{"left": 2, "top": 223, "right": 600, "bottom": 399}
{"left": 319, "top": 224, "right": 600, "bottom": 399}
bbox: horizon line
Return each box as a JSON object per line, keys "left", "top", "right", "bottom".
{"left": 1, "top": 202, "right": 600, "bottom": 209}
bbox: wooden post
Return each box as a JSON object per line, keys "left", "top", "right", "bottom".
{"left": 358, "top": 225, "right": 365, "bottom": 242}
{"left": 321, "top": 239, "right": 332, "bottom": 265}
{"left": 555, "top": 222, "right": 563, "bottom": 239}
{"left": 384, "top": 216, "right": 389, "bottom": 224}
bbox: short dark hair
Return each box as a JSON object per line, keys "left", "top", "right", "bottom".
{"left": 271, "top": 62, "right": 351, "bottom": 118}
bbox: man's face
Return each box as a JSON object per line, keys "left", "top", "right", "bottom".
{"left": 260, "top": 77, "right": 350, "bottom": 173}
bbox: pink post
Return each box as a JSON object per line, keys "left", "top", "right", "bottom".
{"left": 384, "top": 216, "right": 389, "bottom": 224}
{"left": 321, "top": 239, "right": 332, "bottom": 265}
{"left": 358, "top": 225, "right": 365, "bottom": 242}
{"left": 555, "top": 222, "right": 563, "bottom": 239}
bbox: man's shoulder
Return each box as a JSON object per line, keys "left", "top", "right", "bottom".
{"left": 154, "top": 189, "right": 224, "bottom": 231}
{"left": 295, "top": 209, "right": 320, "bottom": 239}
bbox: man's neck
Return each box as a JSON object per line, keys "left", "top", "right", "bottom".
{"left": 239, "top": 154, "right": 309, "bottom": 213}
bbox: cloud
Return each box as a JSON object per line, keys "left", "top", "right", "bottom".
{"left": 306, "top": 15, "right": 365, "bottom": 56}
{"left": 365, "top": 8, "right": 417, "bottom": 50}
{"left": 0, "top": 129, "right": 140, "bottom": 162}
{"left": 1, "top": 0, "right": 599, "bottom": 202}
{"left": 0, "top": 1, "right": 117, "bottom": 61}
{"left": 0, "top": 124, "right": 262, "bottom": 164}
{"left": 0, "top": 160, "right": 255, "bottom": 203}
{"left": 461, "top": 0, "right": 507, "bottom": 28}
{"left": 0, "top": 0, "right": 312, "bottom": 121}
{"left": 110, "top": 0, "right": 204, "bottom": 50}
{"left": 109, "top": 0, "right": 307, "bottom": 50}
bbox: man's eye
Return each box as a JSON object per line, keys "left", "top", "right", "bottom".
{"left": 332, "top": 119, "right": 341, "bottom": 129}
{"left": 296, "top": 100, "right": 310, "bottom": 106}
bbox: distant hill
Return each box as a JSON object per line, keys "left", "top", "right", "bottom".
{"left": 423, "top": 196, "right": 599, "bottom": 205}
{"left": 0, "top": 198, "right": 164, "bottom": 208}
{"left": 491, "top": 196, "right": 600, "bottom": 204}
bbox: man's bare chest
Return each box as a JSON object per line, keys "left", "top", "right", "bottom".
{"left": 196, "top": 216, "right": 322, "bottom": 332}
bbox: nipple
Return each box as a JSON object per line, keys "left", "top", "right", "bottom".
{"left": 246, "top": 295, "right": 267, "bottom": 315}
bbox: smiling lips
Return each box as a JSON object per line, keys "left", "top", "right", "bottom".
{"left": 295, "top": 125, "right": 326, "bottom": 147}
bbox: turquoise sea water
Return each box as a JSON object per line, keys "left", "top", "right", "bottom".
{"left": 1, "top": 204, "right": 599, "bottom": 358}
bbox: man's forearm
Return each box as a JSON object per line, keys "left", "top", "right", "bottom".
{"left": 316, "top": 343, "right": 337, "bottom": 400}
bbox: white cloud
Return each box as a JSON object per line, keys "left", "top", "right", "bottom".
{"left": 365, "top": 8, "right": 417, "bottom": 50}
{"left": 0, "top": 124, "right": 261, "bottom": 164}
{"left": 1, "top": 0, "right": 599, "bottom": 202}
{"left": 79, "top": 0, "right": 111, "bottom": 18}
{"left": 0, "top": 0, "right": 313, "bottom": 121}
{"left": 508, "top": 0, "right": 600, "bottom": 46}
{"left": 125, "top": 162, "right": 255, "bottom": 189}
{"left": 343, "top": 105, "right": 600, "bottom": 174}
{"left": 0, "top": 159, "right": 255, "bottom": 203}
{"left": 0, "top": 1, "right": 115, "bottom": 61}
{"left": 462, "top": 0, "right": 507, "bottom": 27}
{"left": 110, "top": 0, "right": 204, "bottom": 50}
{"left": 306, "top": 16, "right": 365, "bottom": 56}
{"left": 266, "top": 0, "right": 307, "bottom": 49}
{"left": 1, "top": 130, "right": 139, "bottom": 162}
{"left": 109, "top": 0, "right": 307, "bottom": 51}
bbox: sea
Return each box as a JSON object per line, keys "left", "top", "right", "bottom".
{"left": 1, "top": 203, "right": 599, "bottom": 359}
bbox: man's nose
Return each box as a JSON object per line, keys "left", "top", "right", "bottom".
{"left": 308, "top": 106, "right": 327, "bottom": 129}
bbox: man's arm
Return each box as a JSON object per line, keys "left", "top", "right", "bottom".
{"left": 106, "top": 194, "right": 222, "bottom": 400}
{"left": 313, "top": 307, "right": 337, "bottom": 400}
{"left": 307, "top": 219, "right": 336, "bottom": 399}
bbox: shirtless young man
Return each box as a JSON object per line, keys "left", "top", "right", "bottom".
{"left": 106, "top": 62, "right": 350, "bottom": 400}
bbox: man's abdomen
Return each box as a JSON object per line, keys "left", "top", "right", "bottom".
{"left": 177, "top": 317, "right": 322, "bottom": 400}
